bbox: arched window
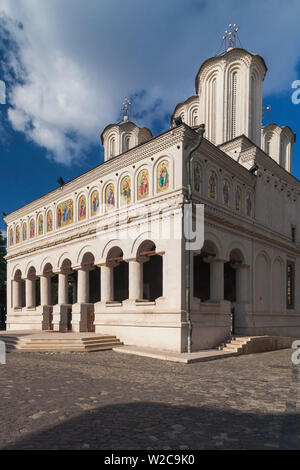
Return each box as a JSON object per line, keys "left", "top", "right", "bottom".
{"left": 208, "top": 170, "right": 217, "bottom": 200}
{"left": 229, "top": 71, "right": 238, "bottom": 140}
{"left": 123, "top": 135, "right": 131, "bottom": 152}
{"left": 110, "top": 137, "right": 116, "bottom": 157}
{"left": 209, "top": 77, "right": 217, "bottom": 143}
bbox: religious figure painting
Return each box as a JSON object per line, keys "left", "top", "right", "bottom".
{"left": 9, "top": 229, "right": 14, "bottom": 245}
{"left": 137, "top": 169, "right": 149, "bottom": 200}
{"left": 208, "top": 171, "right": 217, "bottom": 200}
{"left": 193, "top": 161, "right": 202, "bottom": 193}
{"left": 22, "top": 222, "right": 27, "bottom": 241}
{"left": 47, "top": 210, "right": 53, "bottom": 232}
{"left": 120, "top": 176, "right": 131, "bottom": 205}
{"left": 222, "top": 179, "right": 230, "bottom": 206}
{"left": 16, "top": 226, "right": 20, "bottom": 244}
{"left": 235, "top": 186, "right": 242, "bottom": 212}
{"left": 157, "top": 160, "right": 169, "bottom": 192}
{"left": 91, "top": 190, "right": 100, "bottom": 216}
{"left": 38, "top": 215, "right": 43, "bottom": 235}
{"left": 57, "top": 199, "right": 73, "bottom": 228}
{"left": 105, "top": 184, "right": 115, "bottom": 210}
{"left": 246, "top": 192, "right": 253, "bottom": 217}
{"left": 78, "top": 195, "right": 87, "bottom": 221}
{"left": 30, "top": 219, "right": 35, "bottom": 238}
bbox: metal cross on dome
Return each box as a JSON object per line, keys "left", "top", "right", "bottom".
{"left": 222, "top": 23, "right": 240, "bottom": 50}
{"left": 121, "top": 97, "right": 132, "bottom": 121}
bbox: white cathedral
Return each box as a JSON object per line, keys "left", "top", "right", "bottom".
{"left": 4, "top": 42, "right": 300, "bottom": 352}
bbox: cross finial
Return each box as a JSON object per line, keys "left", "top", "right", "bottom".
{"left": 222, "top": 23, "right": 240, "bottom": 51}
{"left": 121, "top": 97, "right": 132, "bottom": 121}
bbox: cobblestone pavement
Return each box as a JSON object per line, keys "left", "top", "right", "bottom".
{"left": 0, "top": 348, "right": 300, "bottom": 450}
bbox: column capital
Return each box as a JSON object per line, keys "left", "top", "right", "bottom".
{"left": 206, "top": 257, "right": 227, "bottom": 264}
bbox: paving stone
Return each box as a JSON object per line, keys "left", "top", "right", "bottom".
{"left": 0, "top": 349, "right": 299, "bottom": 449}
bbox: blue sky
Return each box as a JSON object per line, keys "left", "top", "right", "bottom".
{"left": 1, "top": 0, "right": 300, "bottom": 234}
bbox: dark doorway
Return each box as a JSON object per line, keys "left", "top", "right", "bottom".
{"left": 193, "top": 255, "right": 210, "bottom": 301}
{"left": 114, "top": 262, "right": 129, "bottom": 302}
{"left": 143, "top": 255, "right": 162, "bottom": 301}
{"left": 224, "top": 262, "right": 236, "bottom": 302}
{"left": 89, "top": 266, "right": 100, "bottom": 303}
{"left": 51, "top": 275, "right": 58, "bottom": 305}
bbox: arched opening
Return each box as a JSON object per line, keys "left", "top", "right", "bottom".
{"left": 80, "top": 252, "right": 100, "bottom": 304}
{"left": 27, "top": 266, "right": 39, "bottom": 308}
{"left": 138, "top": 241, "right": 162, "bottom": 301}
{"left": 225, "top": 248, "right": 245, "bottom": 334}
{"left": 193, "top": 240, "right": 217, "bottom": 302}
{"left": 107, "top": 247, "right": 128, "bottom": 302}
{"left": 272, "top": 258, "right": 283, "bottom": 313}
{"left": 42, "top": 263, "right": 54, "bottom": 330}
{"left": 13, "top": 269, "right": 25, "bottom": 308}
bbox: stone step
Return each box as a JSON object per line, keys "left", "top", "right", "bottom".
{"left": 0, "top": 333, "right": 123, "bottom": 352}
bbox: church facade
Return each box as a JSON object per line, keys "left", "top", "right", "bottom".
{"left": 4, "top": 46, "right": 300, "bottom": 352}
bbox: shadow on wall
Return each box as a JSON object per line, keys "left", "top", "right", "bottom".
{"left": 2, "top": 401, "right": 299, "bottom": 450}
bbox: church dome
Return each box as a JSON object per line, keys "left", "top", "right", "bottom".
{"left": 101, "top": 116, "right": 153, "bottom": 161}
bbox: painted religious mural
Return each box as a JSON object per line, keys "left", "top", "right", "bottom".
{"left": 22, "top": 222, "right": 27, "bottom": 241}
{"left": 235, "top": 186, "right": 242, "bottom": 212}
{"left": 30, "top": 219, "right": 35, "bottom": 238}
{"left": 157, "top": 160, "right": 169, "bottom": 192}
{"left": 38, "top": 215, "right": 43, "bottom": 235}
{"left": 105, "top": 184, "right": 115, "bottom": 210}
{"left": 78, "top": 195, "right": 87, "bottom": 221}
{"left": 193, "top": 161, "right": 202, "bottom": 193}
{"left": 137, "top": 169, "right": 149, "bottom": 200}
{"left": 120, "top": 176, "right": 131, "bottom": 206}
{"left": 222, "top": 179, "right": 230, "bottom": 206}
{"left": 91, "top": 190, "right": 100, "bottom": 216}
{"left": 16, "top": 226, "right": 20, "bottom": 244}
{"left": 208, "top": 171, "right": 217, "bottom": 200}
{"left": 9, "top": 228, "right": 14, "bottom": 246}
{"left": 246, "top": 191, "right": 253, "bottom": 217}
{"left": 47, "top": 210, "right": 53, "bottom": 232}
{"left": 57, "top": 200, "right": 73, "bottom": 228}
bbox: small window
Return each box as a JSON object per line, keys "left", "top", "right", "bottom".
{"left": 287, "top": 261, "right": 295, "bottom": 309}
{"left": 291, "top": 226, "right": 296, "bottom": 243}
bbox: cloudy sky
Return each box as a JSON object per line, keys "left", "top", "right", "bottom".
{"left": 1, "top": 0, "right": 300, "bottom": 232}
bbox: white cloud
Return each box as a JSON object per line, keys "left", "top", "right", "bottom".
{"left": 1, "top": 0, "right": 300, "bottom": 164}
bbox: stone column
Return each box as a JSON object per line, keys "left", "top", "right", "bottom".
{"left": 58, "top": 272, "right": 68, "bottom": 304}
{"left": 210, "top": 259, "right": 225, "bottom": 302}
{"left": 12, "top": 280, "right": 21, "bottom": 308}
{"left": 25, "top": 278, "right": 36, "bottom": 308}
{"left": 77, "top": 269, "right": 89, "bottom": 304}
{"left": 128, "top": 260, "right": 143, "bottom": 300}
{"left": 40, "top": 275, "right": 51, "bottom": 306}
{"left": 101, "top": 265, "right": 113, "bottom": 302}
{"left": 236, "top": 265, "right": 249, "bottom": 303}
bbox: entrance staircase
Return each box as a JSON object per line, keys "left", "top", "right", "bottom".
{"left": 219, "top": 335, "right": 293, "bottom": 355}
{"left": 0, "top": 332, "right": 123, "bottom": 352}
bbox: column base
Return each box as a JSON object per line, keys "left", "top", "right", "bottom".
{"left": 71, "top": 303, "right": 94, "bottom": 332}
{"left": 53, "top": 304, "right": 72, "bottom": 332}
